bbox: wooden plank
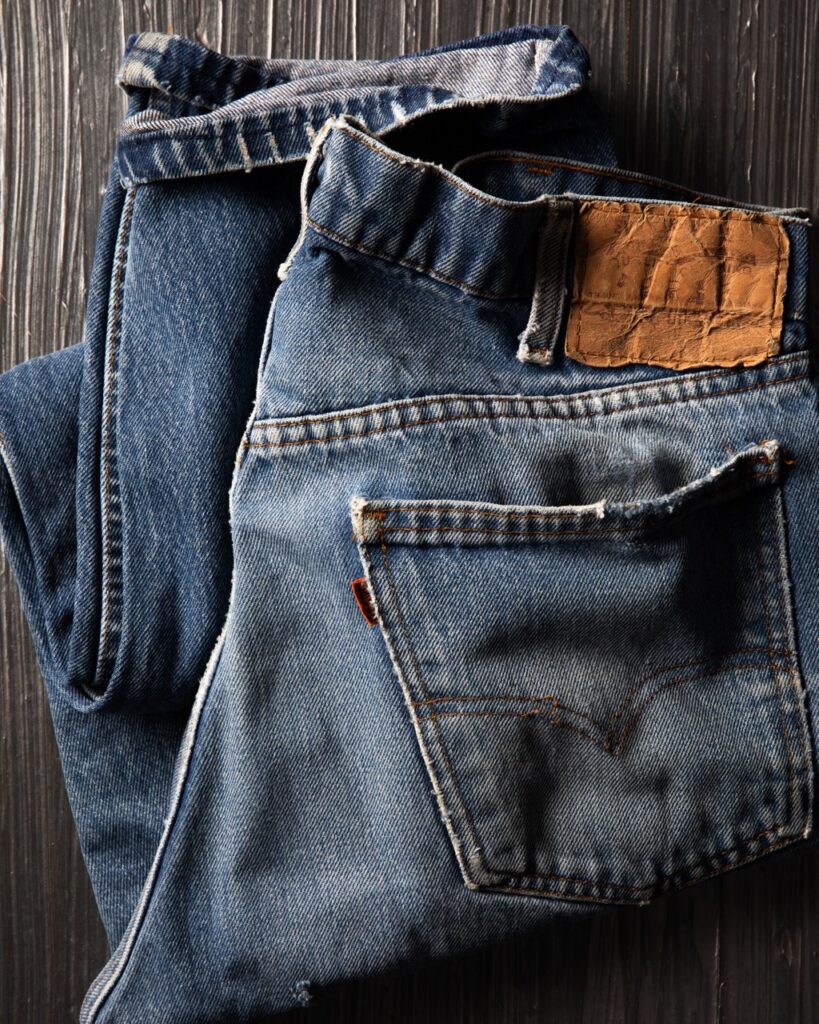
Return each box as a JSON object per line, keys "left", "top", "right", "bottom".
{"left": 1, "top": 1, "right": 816, "bottom": 1020}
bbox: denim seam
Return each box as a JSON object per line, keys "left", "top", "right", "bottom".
{"left": 80, "top": 599, "right": 234, "bottom": 1021}
{"left": 305, "top": 216, "right": 529, "bottom": 300}
{"left": 370, "top": 474, "right": 807, "bottom": 899}
{"left": 249, "top": 351, "right": 808, "bottom": 431}
{"left": 244, "top": 369, "right": 811, "bottom": 450}
{"left": 480, "top": 154, "right": 710, "bottom": 201}
{"left": 412, "top": 645, "right": 777, "bottom": 723}
{"left": 337, "top": 126, "right": 548, "bottom": 211}
{"left": 454, "top": 152, "right": 810, "bottom": 220}
{"left": 754, "top": 494, "right": 797, "bottom": 820}
{"left": 485, "top": 833, "right": 801, "bottom": 903}
{"left": 366, "top": 459, "right": 774, "bottom": 529}
{"left": 757, "top": 484, "right": 812, "bottom": 827}
{"left": 360, "top": 468, "right": 771, "bottom": 519}
{"left": 374, "top": 522, "right": 488, "bottom": 881}
{"left": 96, "top": 188, "right": 137, "bottom": 685}
{"left": 415, "top": 662, "right": 780, "bottom": 757}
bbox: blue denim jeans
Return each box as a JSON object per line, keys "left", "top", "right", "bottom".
{"left": 2, "top": 25, "right": 817, "bottom": 1024}
{"left": 0, "top": 25, "right": 615, "bottom": 950}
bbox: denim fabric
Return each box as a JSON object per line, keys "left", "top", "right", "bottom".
{"left": 2, "top": 25, "right": 817, "bottom": 1024}
{"left": 0, "top": 27, "right": 615, "bottom": 949}
{"left": 77, "top": 104, "right": 817, "bottom": 1022}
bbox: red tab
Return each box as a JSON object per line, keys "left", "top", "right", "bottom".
{"left": 350, "top": 577, "right": 378, "bottom": 626}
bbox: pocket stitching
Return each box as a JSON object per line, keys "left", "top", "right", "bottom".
{"left": 412, "top": 652, "right": 789, "bottom": 758}
{"left": 754, "top": 486, "right": 812, "bottom": 833}
{"left": 366, "top": 481, "right": 810, "bottom": 901}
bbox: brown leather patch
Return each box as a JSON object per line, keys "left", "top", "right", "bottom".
{"left": 564, "top": 200, "right": 789, "bottom": 370}
{"left": 350, "top": 576, "right": 378, "bottom": 626}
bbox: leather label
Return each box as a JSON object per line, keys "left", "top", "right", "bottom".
{"left": 564, "top": 200, "right": 789, "bottom": 370}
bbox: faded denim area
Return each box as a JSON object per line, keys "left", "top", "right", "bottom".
{"left": 0, "top": 27, "right": 615, "bottom": 951}
{"left": 77, "top": 92, "right": 818, "bottom": 1023}
{"left": 0, "top": 21, "right": 816, "bottom": 1024}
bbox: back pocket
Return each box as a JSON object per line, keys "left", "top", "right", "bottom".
{"left": 350, "top": 440, "right": 812, "bottom": 904}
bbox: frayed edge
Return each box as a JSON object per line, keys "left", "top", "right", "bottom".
{"left": 292, "top": 980, "right": 313, "bottom": 1006}
{"left": 277, "top": 114, "right": 353, "bottom": 283}
{"left": 516, "top": 334, "right": 555, "bottom": 365}
{"left": 349, "top": 495, "right": 369, "bottom": 540}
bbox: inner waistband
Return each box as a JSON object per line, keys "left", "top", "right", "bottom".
{"left": 293, "top": 118, "right": 810, "bottom": 334}
{"left": 115, "top": 26, "right": 592, "bottom": 187}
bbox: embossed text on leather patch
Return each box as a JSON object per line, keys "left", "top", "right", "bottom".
{"left": 564, "top": 200, "right": 790, "bottom": 370}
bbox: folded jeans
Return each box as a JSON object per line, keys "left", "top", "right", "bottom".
{"left": 0, "top": 23, "right": 816, "bottom": 1024}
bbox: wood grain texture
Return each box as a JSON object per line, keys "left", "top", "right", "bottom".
{"left": 1, "top": 1, "right": 817, "bottom": 1021}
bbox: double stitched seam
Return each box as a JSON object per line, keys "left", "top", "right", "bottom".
{"left": 375, "top": 516, "right": 654, "bottom": 894}
{"left": 415, "top": 663, "right": 781, "bottom": 757}
{"left": 472, "top": 154, "right": 709, "bottom": 201}
{"left": 362, "top": 488, "right": 758, "bottom": 522}
{"left": 249, "top": 352, "right": 807, "bottom": 431}
{"left": 762, "top": 487, "right": 811, "bottom": 826}
{"left": 361, "top": 463, "right": 769, "bottom": 524}
{"left": 413, "top": 647, "right": 780, "bottom": 755}
{"left": 98, "top": 189, "right": 136, "bottom": 677}
{"left": 339, "top": 127, "right": 542, "bottom": 211}
{"left": 376, "top": 523, "right": 494, "bottom": 883}
{"left": 306, "top": 216, "right": 529, "bottom": 301}
{"left": 244, "top": 371, "right": 810, "bottom": 452}
{"left": 486, "top": 832, "right": 800, "bottom": 903}
{"left": 752, "top": 485, "right": 798, "bottom": 831}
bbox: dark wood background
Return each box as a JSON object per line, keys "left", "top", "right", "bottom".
{"left": 1, "top": 1, "right": 817, "bottom": 1021}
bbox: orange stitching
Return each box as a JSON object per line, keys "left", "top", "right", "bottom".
{"left": 249, "top": 352, "right": 807, "bottom": 432}
{"left": 380, "top": 522, "right": 637, "bottom": 537}
{"left": 306, "top": 216, "right": 528, "bottom": 301}
{"left": 339, "top": 127, "right": 530, "bottom": 211}
{"left": 468, "top": 153, "right": 718, "bottom": 202}
{"left": 613, "top": 663, "right": 775, "bottom": 754}
{"left": 608, "top": 647, "right": 776, "bottom": 732}
{"left": 418, "top": 661, "right": 776, "bottom": 757}
{"left": 363, "top": 451, "right": 806, "bottom": 900}
{"left": 374, "top": 484, "right": 777, "bottom": 539}
{"left": 377, "top": 523, "right": 491, "bottom": 869}
{"left": 486, "top": 829, "right": 794, "bottom": 901}
{"left": 753, "top": 494, "right": 797, "bottom": 822}
{"left": 413, "top": 692, "right": 606, "bottom": 729}
{"left": 418, "top": 706, "right": 608, "bottom": 751}
{"left": 373, "top": 529, "right": 793, "bottom": 894}
{"left": 243, "top": 375, "right": 810, "bottom": 451}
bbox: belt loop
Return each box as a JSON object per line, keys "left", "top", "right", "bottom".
{"left": 516, "top": 199, "right": 575, "bottom": 366}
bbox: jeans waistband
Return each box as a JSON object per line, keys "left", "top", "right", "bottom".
{"left": 291, "top": 118, "right": 811, "bottom": 354}
{"left": 114, "top": 25, "right": 591, "bottom": 187}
